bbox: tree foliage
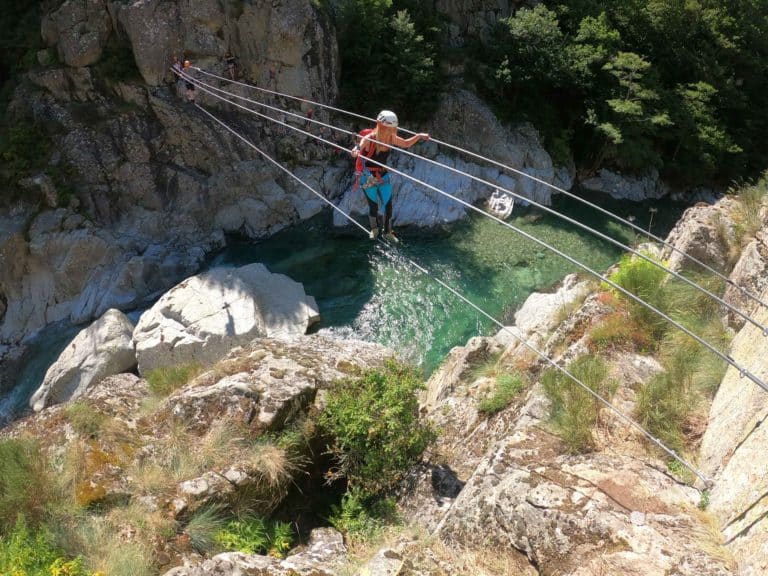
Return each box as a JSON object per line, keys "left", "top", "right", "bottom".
{"left": 470, "top": 0, "right": 768, "bottom": 185}
{"left": 335, "top": 0, "right": 442, "bottom": 122}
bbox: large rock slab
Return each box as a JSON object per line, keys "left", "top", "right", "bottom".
{"left": 581, "top": 168, "right": 669, "bottom": 202}
{"left": 723, "top": 229, "right": 768, "bottom": 330}
{"left": 29, "top": 308, "right": 136, "bottom": 411}
{"left": 133, "top": 264, "right": 320, "bottom": 374}
{"left": 42, "top": 0, "right": 111, "bottom": 67}
{"left": 699, "top": 286, "right": 768, "bottom": 576}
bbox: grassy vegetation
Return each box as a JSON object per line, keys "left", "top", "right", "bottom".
{"left": 730, "top": 170, "right": 768, "bottom": 249}
{"left": 64, "top": 401, "right": 108, "bottom": 438}
{"left": 478, "top": 373, "right": 525, "bottom": 416}
{"left": 541, "top": 355, "right": 617, "bottom": 453}
{"left": 145, "top": 363, "right": 202, "bottom": 397}
{"left": 329, "top": 486, "right": 398, "bottom": 542}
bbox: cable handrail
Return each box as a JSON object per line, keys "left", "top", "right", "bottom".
{"left": 192, "top": 100, "right": 713, "bottom": 487}
{"left": 181, "top": 70, "right": 768, "bottom": 336}
{"left": 192, "top": 65, "right": 768, "bottom": 313}
{"left": 179, "top": 70, "right": 768, "bottom": 394}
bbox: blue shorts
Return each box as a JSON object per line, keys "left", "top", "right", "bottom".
{"left": 362, "top": 171, "right": 392, "bottom": 206}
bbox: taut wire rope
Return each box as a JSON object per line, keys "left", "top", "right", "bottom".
{"left": 192, "top": 65, "right": 768, "bottom": 313}
{"left": 193, "top": 100, "right": 713, "bottom": 487}
{"left": 178, "top": 69, "right": 768, "bottom": 394}
{"left": 184, "top": 70, "right": 768, "bottom": 336}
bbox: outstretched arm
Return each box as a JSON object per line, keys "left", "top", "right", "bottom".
{"left": 394, "top": 132, "right": 429, "bottom": 148}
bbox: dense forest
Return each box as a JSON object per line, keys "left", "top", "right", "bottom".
{"left": 2, "top": 1, "right": 768, "bottom": 191}
{"left": 337, "top": 0, "right": 768, "bottom": 187}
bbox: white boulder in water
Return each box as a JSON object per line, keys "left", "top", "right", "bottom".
{"left": 30, "top": 309, "right": 137, "bottom": 411}
{"left": 133, "top": 264, "right": 320, "bottom": 375}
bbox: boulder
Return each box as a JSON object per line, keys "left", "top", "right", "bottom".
{"left": 723, "top": 230, "right": 768, "bottom": 330}
{"left": 166, "top": 335, "right": 391, "bottom": 432}
{"left": 133, "top": 264, "right": 320, "bottom": 375}
{"left": 699, "top": 286, "right": 768, "bottom": 576}
{"left": 29, "top": 309, "right": 136, "bottom": 411}
{"left": 661, "top": 197, "right": 739, "bottom": 274}
{"left": 162, "top": 528, "right": 346, "bottom": 576}
{"left": 43, "top": 0, "right": 111, "bottom": 67}
{"left": 581, "top": 168, "right": 669, "bottom": 202}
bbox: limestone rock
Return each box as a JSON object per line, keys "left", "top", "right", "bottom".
{"left": 166, "top": 335, "right": 391, "bottom": 432}
{"left": 581, "top": 168, "right": 669, "bottom": 202}
{"left": 30, "top": 309, "right": 136, "bottom": 411}
{"left": 43, "top": 0, "right": 111, "bottom": 67}
{"left": 661, "top": 197, "right": 739, "bottom": 273}
{"left": 163, "top": 528, "right": 346, "bottom": 576}
{"left": 133, "top": 264, "right": 320, "bottom": 375}
{"left": 699, "top": 286, "right": 768, "bottom": 576}
{"left": 435, "top": 0, "right": 513, "bottom": 45}
{"left": 723, "top": 230, "right": 768, "bottom": 330}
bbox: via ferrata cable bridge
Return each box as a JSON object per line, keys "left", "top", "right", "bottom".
{"left": 193, "top": 65, "right": 768, "bottom": 315}
{"left": 192, "top": 99, "right": 713, "bottom": 487}
{"left": 177, "top": 67, "right": 768, "bottom": 394}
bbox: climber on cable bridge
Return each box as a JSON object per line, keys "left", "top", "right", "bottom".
{"left": 350, "top": 110, "right": 429, "bottom": 243}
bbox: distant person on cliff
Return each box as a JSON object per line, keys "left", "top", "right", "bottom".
{"left": 183, "top": 60, "right": 195, "bottom": 104}
{"left": 351, "top": 110, "right": 429, "bottom": 242}
{"left": 224, "top": 51, "right": 237, "bottom": 80}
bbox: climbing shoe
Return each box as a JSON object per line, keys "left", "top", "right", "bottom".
{"left": 369, "top": 227, "right": 379, "bottom": 240}
{"left": 383, "top": 232, "right": 399, "bottom": 243}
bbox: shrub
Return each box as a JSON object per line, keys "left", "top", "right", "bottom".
{"left": 588, "top": 310, "right": 652, "bottom": 352}
{"left": 145, "top": 363, "right": 202, "bottom": 397}
{"left": 541, "top": 355, "right": 617, "bottom": 454}
{"left": 319, "top": 360, "right": 435, "bottom": 492}
{"left": 0, "top": 438, "right": 55, "bottom": 531}
{"left": 607, "top": 253, "right": 669, "bottom": 340}
{"left": 328, "top": 486, "right": 397, "bottom": 541}
{"left": 478, "top": 373, "right": 525, "bottom": 415}
{"left": 214, "top": 517, "right": 294, "bottom": 558}
{"left": 635, "top": 371, "right": 686, "bottom": 452}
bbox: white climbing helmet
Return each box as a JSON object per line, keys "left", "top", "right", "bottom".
{"left": 376, "top": 110, "right": 398, "bottom": 127}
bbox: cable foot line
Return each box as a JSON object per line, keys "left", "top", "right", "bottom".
{"left": 192, "top": 99, "right": 712, "bottom": 487}
{"left": 191, "top": 65, "right": 768, "bottom": 314}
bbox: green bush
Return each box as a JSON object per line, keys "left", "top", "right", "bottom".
{"left": 145, "top": 363, "right": 202, "bottom": 397}
{"left": 328, "top": 486, "right": 397, "bottom": 541}
{"left": 541, "top": 355, "right": 617, "bottom": 454}
{"left": 478, "top": 373, "right": 525, "bottom": 415}
{"left": 214, "top": 517, "right": 294, "bottom": 558}
{"left": 0, "top": 515, "right": 91, "bottom": 576}
{"left": 635, "top": 371, "right": 686, "bottom": 452}
{"left": 184, "top": 506, "right": 227, "bottom": 554}
{"left": 0, "top": 439, "right": 56, "bottom": 531}
{"left": 319, "top": 360, "right": 435, "bottom": 492}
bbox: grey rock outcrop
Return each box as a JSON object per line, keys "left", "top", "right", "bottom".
{"left": 163, "top": 528, "right": 346, "bottom": 576}
{"left": 699, "top": 286, "right": 768, "bottom": 576}
{"left": 30, "top": 308, "right": 136, "bottom": 411}
{"left": 133, "top": 264, "right": 320, "bottom": 375}
{"left": 42, "top": 0, "right": 112, "bottom": 68}
{"left": 581, "top": 168, "right": 669, "bottom": 202}
{"left": 724, "top": 230, "right": 768, "bottom": 330}
{"left": 435, "top": 1, "right": 514, "bottom": 45}
{"left": 661, "top": 197, "right": 739, "bottom": 274}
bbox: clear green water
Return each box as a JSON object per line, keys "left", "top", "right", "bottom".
{"left": 210, "top": 190, "right": 673, "bottom": 374}
{"left": 0, "top": 191, "right": 683, "bottom": 423}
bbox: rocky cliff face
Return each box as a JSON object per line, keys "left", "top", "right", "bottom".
{"left": 0, "top": 1, "right": 340, "bottom": 350}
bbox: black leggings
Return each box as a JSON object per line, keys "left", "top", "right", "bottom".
{"left": 367, "top": 197, "right": 393, "bottom": 233}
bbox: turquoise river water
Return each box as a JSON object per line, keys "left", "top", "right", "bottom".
{"left": 0, "top": 192, "right": 683, "bottom": 424}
